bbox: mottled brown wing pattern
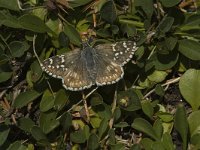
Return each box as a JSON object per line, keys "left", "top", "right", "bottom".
{"left": 41, "top": 49, "right": 93, "bottom": 91}
{"left": 41, "top": 41, "right": 138, "bottom": 91}
{"left": 94, "top": 41, "right": 138, "bottom": 66}
{"left": 94, "top": 54, "right": 124, "bottom": 86}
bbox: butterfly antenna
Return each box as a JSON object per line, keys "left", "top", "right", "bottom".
{"left": 33, "top": 35, "right": 55, "bottom": 98}
{"left": 33, "top": 35, "right": 42, "bottom": 66}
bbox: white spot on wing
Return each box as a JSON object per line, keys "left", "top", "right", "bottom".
{"left": 115, "top": 53, "right": 119, "bottom": 56}
{"left": 49, "top": 58, "right": 53, "bottom": 64}
{"left": 123, "top": 42, "right": 127, "bottom": 48}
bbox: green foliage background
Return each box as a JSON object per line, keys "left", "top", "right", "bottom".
{"left": 0, "top": 0, "right": 200, "bottom": 149}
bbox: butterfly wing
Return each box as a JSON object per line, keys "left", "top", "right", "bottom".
{"left": 94, "top": 54, "right": 124, "bottom": 86}
{"left": 41, "top": 49, "right": 93, "bottom": 91}
{"left": 94, "top": 41, "right": 138, "bottom": 66}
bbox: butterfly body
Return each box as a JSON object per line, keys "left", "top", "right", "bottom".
{"left": 81, "top": 46, "right": 97, "bottom": 83}
{"left": 41, "top": 41, "right": 138, "bottom": 91}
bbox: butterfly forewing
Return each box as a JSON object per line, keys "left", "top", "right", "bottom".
{"left": 94, "top": 41, "right": 138, "bottom": 66}
{"left": 41, "top": 49, "right": 93, "bottom": 91}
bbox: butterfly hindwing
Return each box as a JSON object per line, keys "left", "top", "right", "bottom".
{"left": 41, "top": 49, "right": 93, "bottom": 91}
{"left": 94, "top": 54, "right": 124, "bottom": 86}
{"left": 94, "top": 41, "right": 138, "bottom": 66}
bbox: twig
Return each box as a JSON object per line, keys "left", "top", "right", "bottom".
{"left": 143, "top": 77, "right": 180, "bottom": 99}
{"left": 109, "top": 86, "right": 118, "bottom": 129}
{"left": 131, "top": 75, "right": 139, "bottom": 89}
{"left": 179, "top": 0, "right": 195, "bottom": 8}
{"left": 0, "top": 90, "right": 7, "bottom": 99}
{"left": 11, "top": 114, "right": 17, "bottom": 125}
{"left": 67, "top": 87, "right": 98, "bottom": 112}
{"left": 82, "top": 91, "right": 90, "bottom": 122}
{"left": 147, "top": 45, "right": 156, "bottom": 60}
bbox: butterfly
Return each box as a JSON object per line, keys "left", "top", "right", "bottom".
{"left": 41, "top": 41, "right": 138, "bottom": 91}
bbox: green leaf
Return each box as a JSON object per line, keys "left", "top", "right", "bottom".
{"left": 39, "top": 111, "right": 60, "bottom": 134}
{"left": 9, "top": 41, "right": 30, "bottom": 57}
{"left": 179, "top": 69, "right": 200, "bottom": 110}
{"left": 155, "top": 84, "right": 165, "bottom": 97}
{"left": 160, "top": 17, "right": 174, "bottom": 32}
{"left": 162, "top": 133, "right": 175, "bottom": 150}
{"left": 19, "top": 14, "right": 52, "bottom": 33}
{"left": 110, "top": 25, "right": 119, "bottom": 34}
{"left": 93, "top": 104, "right": 112, "bottom": 120}
{"left": 114, "top": 122, "right": 129, "bottom": 128}
{"left": 13, "top": 90, "right": 42, "bottom": 108}
{"left": 140, "top": 138, "right": 154, "bottom": 150}
{"left": 31, "top": 126, "right": 48, "bottom": 141}
{"left": 108, "top": 129, "right": 116, "bottom": 145}
{"left": 174, "top": 105, "right": 188, "bottom": 150}
{"left": 45, "top": 18, "right": 61, "bottom": 36}
{"left": 117, "top": 89, "right": 141, "bottom": 111}
{"left": 110, "top": 143, "right": 125, "bottom": 150}
{"left": 113, "top": 107, "right": 121, "bottom": 121}
{"left": 18, "top": 118, "right": 35, "bottom": 132}
{"left": 54, "top": 89, "right": 69, "bottom": 110}
{"left": 0, "top": 11, "right": 21, "bottom": 28}
{"left": 90, "top": 116, "right": 102, "bottom": 129}
{"left": 0, "top": 0, "right": 20, "bottom": 11}
{"left": 0, "top": 72, "right": 12, "bottom": 83}
{"left": 178, "top": 39, "right": 200, "bottom": 60}
{"left": 58, "top": 32, "right": 69, "bottom": 47}
{"left": 63, "top": 22, "right": 81, "bottom": 46}
{"left": 7, "top": 141, "right": 27, "bottom": 150}
{"left": 131, "top": 118, "right": 159, "bottom": 141}
{"left": 157, "top": 112, "right": 173, "bottom": 122}
{"left": 69, "top": 0, "right": 93, "bottom": 8}
{"left": 148, "top": 70, "right": 168, "bottom": 83}
{"left": 70, "top": 129, "right": 87, "bottom": 143}
{"left": 180, "top": 14, "right": 200, "bottom": 31}
{"left": 157, "top": 17, "right": 174, "bottom": 37}
{"left": 190, "top": 134, "right": 200, "bottom": 148}
{"left": 59, "top": 112, "right": 72, "bottom": 131}
{"left": 88, "top": 133, "right": 99, "bottom": 150}
{"left": 188, "top": 110, "right": 200, "bottom": 137}
{"left": 120, "top": 23, "right": 137, "bottom": 37}
{"left": 154, "top": 51, "right": 179, "bottom": 70}
{"left": 135, "top": 0, "right": 153, "bottom": 19}
{"left": 83, "top": 125, "right": 90, "bottom": 140}
{"left": 130, "top": 144, "right": 141, "bottom": 150}
{"left": 157, "top": 37, "right": 178, "bottom": 53}
{"left": 141, "top": 100, "right": 154, "bottom": 119}
{"left": 96, "top": 28, "right": 111, "bottom": 38}
{"left": 100, "top": 0, "right": 117, "bottom": 24}
{"left": 160, "top": 0, "right": 181, "bottom": 7}
{"left": 0, "top": 125, "right": 10, "bottom": 146}
{"left": 98, "top": 118, "right": 109, "bottom": 139}
{"left": 153, "top": 119, "right": 163, "bottom": 139}
{"left": 151, "top": 142, "right": 165, "bottom": 150}
{"left": 40, "top": 89, "right": 55, "bottom": 112}
{"left": 30, "top": 60, "right": 43, "bottom": 82}
{"left": 90, "top": 93, "right": 103, "bottom": 106}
